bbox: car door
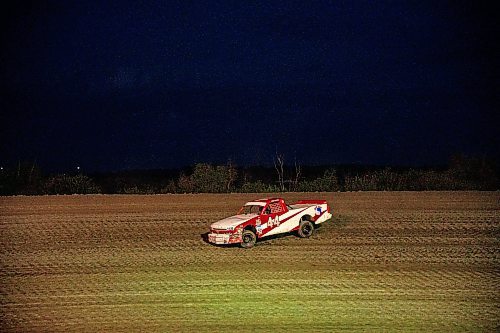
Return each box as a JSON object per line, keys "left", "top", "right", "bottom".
{"left": 257, "top": 204, "right": 277, "bottom": 235}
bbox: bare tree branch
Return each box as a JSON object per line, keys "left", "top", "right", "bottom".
{"left": 294, "top": 158, "right": 301, "bottom": 191}
{"left": 274, "top": 152, "right": 285, "bottom": 192}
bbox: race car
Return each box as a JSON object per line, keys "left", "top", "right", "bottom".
{"left": 208, "top": 198, "right": 332, "bottom": 248}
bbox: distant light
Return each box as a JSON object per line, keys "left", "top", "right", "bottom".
{"left": 76, "top": 166, "right": 80, "bottom": 171}
{"left": 0, "top": 167, "right": 3, "bottom": 170}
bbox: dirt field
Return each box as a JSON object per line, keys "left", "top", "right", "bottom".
{"left": 0, "top": 192, "right": 498, "bottom": 332}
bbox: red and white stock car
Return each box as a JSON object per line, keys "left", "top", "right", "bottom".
{"left": 208, "top": 198, "right": 332, "bottom": 248}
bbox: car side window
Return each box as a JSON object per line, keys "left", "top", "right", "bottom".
{"left": 269, "top": 202, "right": 283, "bottom": 214}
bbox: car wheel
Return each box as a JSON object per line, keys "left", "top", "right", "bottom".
{"left": 241, "top": 230, "right": 256, "bottom": 248}
{"left": 298, "top": 220, "right": 314, "bottom": 238}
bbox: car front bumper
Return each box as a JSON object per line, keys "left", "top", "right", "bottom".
{"left": 208, "top": 233, "right": 241, "bottom": 245}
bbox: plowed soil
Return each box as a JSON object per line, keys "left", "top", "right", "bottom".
{"left": 1, "top": 192, "right": 499, "bottom": 332}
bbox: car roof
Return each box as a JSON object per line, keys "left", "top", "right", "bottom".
{"left": 245, "top": 198, "right": 283, "bottom": 206}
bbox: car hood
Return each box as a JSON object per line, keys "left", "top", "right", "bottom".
{"left": 211, "top": 214, "right": 257, "bottom": 229}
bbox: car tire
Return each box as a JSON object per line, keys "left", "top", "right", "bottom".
{"left": 241, "top": 230, "right": 256, "bottom": 248}
{"left": 298, "top": 220, "right": 314, "bottom": 238}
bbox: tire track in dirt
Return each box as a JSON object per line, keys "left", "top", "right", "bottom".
{"left": 1, "top": 192, "right": 499, "bottom": 332}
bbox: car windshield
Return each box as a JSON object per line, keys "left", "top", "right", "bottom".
{"left": 238, "top": 205, "right": 263, "bottom": 215}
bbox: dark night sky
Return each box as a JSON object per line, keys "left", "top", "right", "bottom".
{"left": 1, "top": 1, "right": 498, "bottom": 172}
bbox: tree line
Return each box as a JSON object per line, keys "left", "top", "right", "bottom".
{"left": 0, "top": 155, "right": 498, "bottom": 195}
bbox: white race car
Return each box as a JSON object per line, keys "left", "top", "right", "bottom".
{"left": 208, "top": 197, "right": 332, "bottom": 248}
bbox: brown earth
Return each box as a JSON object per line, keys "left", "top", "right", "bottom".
{"left": 0, "top": 192, "right": 499, "bottom": 332}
